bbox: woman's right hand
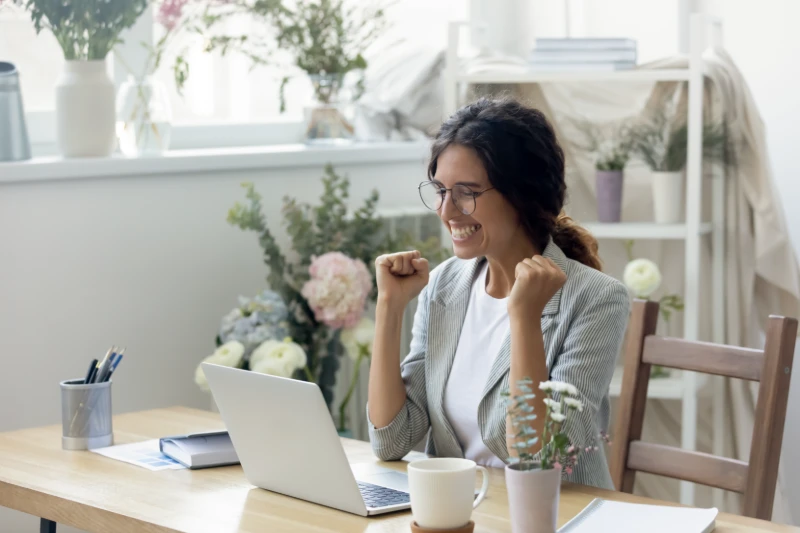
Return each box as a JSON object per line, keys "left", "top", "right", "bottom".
{"left": 375, "top": 250, "right": 430, "bottom": 309}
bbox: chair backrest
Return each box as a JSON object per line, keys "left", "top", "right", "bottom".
{"left": 610, "top": 299, "right": 797, "bottom": 520}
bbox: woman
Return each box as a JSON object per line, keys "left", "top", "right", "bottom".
{"left": 367, "top": 97, "right": 630, "bottom": 489}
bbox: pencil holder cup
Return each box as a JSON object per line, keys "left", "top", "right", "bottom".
{"left": 60, "top": 379, "right": 113, "bottom": 450}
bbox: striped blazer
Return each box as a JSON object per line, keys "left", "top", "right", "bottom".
{"left": 367, "top": 239, "right": 631, "bottom": 489}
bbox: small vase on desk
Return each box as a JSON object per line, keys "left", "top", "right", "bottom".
{"left": 505, "top": 463, "right": 561, "bottom": 533}
{"left": 55, "top": 60, "right": 117, "bottom": 157}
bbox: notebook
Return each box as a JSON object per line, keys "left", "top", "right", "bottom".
{"left": 159, "top": 430, "right": 239, "bottom": 469}
{"left": 558, "top": 499, "right": 718, "bottom": 533}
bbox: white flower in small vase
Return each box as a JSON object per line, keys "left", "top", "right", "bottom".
{"left": 249, "top": 338, "right": 308, "bottom": 379}
{"left": 623, "top": 258, "right": 662, "bottom": 299}
{"left": 194, "top": 341, "right": 245, "bottom": 392}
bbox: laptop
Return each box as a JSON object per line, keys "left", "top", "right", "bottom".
{"left": 202, "top": 363, "right": 412, "bottom": 516}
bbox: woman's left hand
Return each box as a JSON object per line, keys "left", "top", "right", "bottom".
{"left": 508, "top": 256, "right": 567, "bottom": 321}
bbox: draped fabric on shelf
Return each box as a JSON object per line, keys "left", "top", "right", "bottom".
{"left": 344, "top": 46, "right": 800, "bottom": 523}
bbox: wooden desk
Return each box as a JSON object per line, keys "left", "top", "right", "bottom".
{"left": 0, "top": 407, "right": 796, "bottom": 533}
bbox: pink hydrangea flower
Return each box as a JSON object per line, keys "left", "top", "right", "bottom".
{"left": 157, "top": 0, "right": 189, "bottom": 31}
{"left": 301, "top": 252, "right": 372, "bottom": 330}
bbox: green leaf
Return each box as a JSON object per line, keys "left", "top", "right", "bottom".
{"left": 553, "top": 433, "right": 569, "bottom": 450}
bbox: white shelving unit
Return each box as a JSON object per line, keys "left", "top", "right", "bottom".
{"left": 443, "top": 14, "right": 727, "bottom": 506}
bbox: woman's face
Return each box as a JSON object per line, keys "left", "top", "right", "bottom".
{"left": 432, "top": 144, "right": 522, "bottom": 260}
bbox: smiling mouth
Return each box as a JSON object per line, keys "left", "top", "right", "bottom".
{"left": 451, "top": 224, "right": 481, "bottom": 240}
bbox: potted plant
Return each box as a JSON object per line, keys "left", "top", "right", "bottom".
{"left": 633, "top": 108, "right": 731, "bottom": 224}
{"left": 7, "top": 0, "right": 148, "bottom": 157}
{"left": 503, "top": 378, "right": 604, "bottom": 533}
{"left": 572, "top": 118, "right": 635, "bottom": 223}
{"left": 208, "top": 0, "right": 390, "bottom": 144}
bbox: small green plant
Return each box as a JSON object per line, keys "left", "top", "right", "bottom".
{"left": 202, "top": 0, "right": 392, "bottom": 111}
{"left": 570, "top": 117, "right": 636, "bottom": 171}
{"left": 633, "top": 108, "right": 733, "bottom": 172}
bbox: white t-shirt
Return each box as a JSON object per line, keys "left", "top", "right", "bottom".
{"left": 442, "top": 262, "right": 509, "bottom": 468}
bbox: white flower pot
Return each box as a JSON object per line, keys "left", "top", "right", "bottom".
{"left": 56, "top": 60, "right": 116, "bottom": 157}
{"left": 505, "top": 464, "right": 561, "bottom": 533}
{"left": 651, "top": 170, "right": 684, "bottom": 223}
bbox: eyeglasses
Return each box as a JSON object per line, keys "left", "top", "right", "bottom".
{"left": 418, "top": 181, "right": 495, "bottom": 215}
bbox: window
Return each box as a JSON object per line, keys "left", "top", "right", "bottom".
{"left": 0, "top": 7, "right": 63, "bottom": 111}
{"left": 2, "top": 0, "right": 686, "bottom": 153}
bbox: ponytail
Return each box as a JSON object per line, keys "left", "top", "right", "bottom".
{"left": 552, "top": 213, "right": 602, "bottom": 271}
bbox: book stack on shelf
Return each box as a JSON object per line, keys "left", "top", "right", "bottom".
{"left": 529, "top": 38, "right": 637, "bottom": 72}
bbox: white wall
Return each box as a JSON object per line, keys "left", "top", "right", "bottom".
{"left": 0, "top": 156, "right": 427, "bottom": 532}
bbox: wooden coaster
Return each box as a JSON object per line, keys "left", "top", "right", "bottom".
{"left": 410, "top": 520, "right": 475, "bottom": 533}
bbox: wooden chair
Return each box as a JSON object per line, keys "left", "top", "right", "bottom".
{"left": 610, "top": 299, "right": 797, "bottom": 520}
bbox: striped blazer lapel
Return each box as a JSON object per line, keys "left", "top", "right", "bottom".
{"left": 427, "top": 258, "right": 484, "bottom": 459}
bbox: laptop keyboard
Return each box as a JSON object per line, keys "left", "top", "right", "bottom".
{"left": 357, "top": 481, "right": 411, "bottom": 508}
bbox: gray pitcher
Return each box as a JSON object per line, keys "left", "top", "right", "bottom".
{"left": 0, "top": 61, "right": 32, "bottom": 162}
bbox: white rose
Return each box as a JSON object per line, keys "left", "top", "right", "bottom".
{"left": 249, "top": 338, "right": 307, "bottom": 379}
{"left": 623, "top": 258, "right": 662, "bottom": 298}
{"left": 341, "top": 317, "right": 375, "bottom": 361}
{"left": 195, "top": 341, "right": 245, "bottom": 392}
{"left": 251, "top": 356, "right": 297, "bottom": 378}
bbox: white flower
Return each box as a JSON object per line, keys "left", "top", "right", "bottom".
{"left": 340, "top": 317, "right": 375, "bottom": 361}
{"left": 550, "top": 412, "right": 566, "bottom": 423}
{"left": 623, "top": 258, "right": 662, "bottom": 298}
{"left": 564, "top": 398, "right": 584, "bottom": 412}
{"left": 250, "top": 338, "right": 307, "bottom": 379}
{"left": 543, "top": 398, "right": 561, "bottom": 413}
{"left": 194, "top": 341, "right": 245, "bottom": 392}
{"left": 543, "top": 380, "right": 579, "bottom": 396}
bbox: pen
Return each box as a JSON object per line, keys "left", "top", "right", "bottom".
{"left": 83, "top": 358, "right": 98, "bottom": 384}
{"left": 104, "top": 352, "right": 125, "bottom": 382}
{"left": 91, "top": 347, "right": 114, "bottom": 384}
{"left": 99, "top": 347, "right": 125, "bottom": 383}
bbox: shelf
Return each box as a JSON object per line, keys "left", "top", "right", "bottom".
{"left": 456, "top": 68, "right": 699, "bottom": 85}
{"left": 0, "top": 141, "right": 431, "bottom": 184}
{"left": 582, "top": 222, "right": 712, "bottom": 240}
{"left": 608, "top": 367, "right": 709, "bottom": 400}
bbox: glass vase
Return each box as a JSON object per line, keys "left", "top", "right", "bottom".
{"left": 116, "top": 75, "right": 172, "bottom": 157}
{"left": 304, "top": 73, "right": 355, "bottom": 145}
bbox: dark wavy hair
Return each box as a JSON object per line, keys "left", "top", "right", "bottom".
{"left": 428, "top": 97, "right": 601, "bottom": 270}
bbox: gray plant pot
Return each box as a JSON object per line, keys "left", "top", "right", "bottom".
{"left": 596, "top": 170, "right": 624, "bottom": 223}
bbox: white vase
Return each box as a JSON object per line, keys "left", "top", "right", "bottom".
{"left": 651, "top": 170, "right": 685, "bottom": 224}
{"left": 56, "top": 60, "right": 116, "bottom": 157}
{"left": 505, "top": 464, "right": 561, "bottom": 533}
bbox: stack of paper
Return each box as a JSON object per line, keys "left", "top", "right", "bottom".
{"left": 559, "top": 499, "right": 718, "bottom": 533}
{"left": 530, "top": 38, "right": 637, "bottom": 72}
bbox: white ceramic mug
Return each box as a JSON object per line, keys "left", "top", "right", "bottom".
{"left": 407, "top": 458, "right": 490, "bottom": 529}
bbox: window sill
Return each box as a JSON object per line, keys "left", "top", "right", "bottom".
{"left": 0, "top": 141, "right": 431, "bottom": 184}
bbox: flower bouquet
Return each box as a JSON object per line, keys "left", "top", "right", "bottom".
{"left": 203, "top": 164, "right": 447, "bottom": 433}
